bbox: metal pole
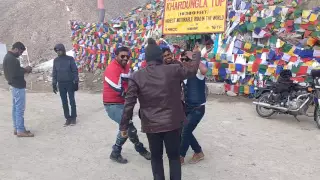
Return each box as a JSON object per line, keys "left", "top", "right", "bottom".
{"left": 97, "top": 0, "right": 105, "bottom": 23}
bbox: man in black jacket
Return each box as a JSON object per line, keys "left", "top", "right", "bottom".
{"left": 3, "top": 42, "right": 34, "bottom": 137}
{"left": 52, "top": 44, "right": 79, "bottom": 126}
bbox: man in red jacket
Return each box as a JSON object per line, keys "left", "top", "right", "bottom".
{"left": 103, "top": 46, "right": 151, "bottom": 164}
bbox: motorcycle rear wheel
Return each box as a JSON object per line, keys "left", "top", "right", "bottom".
{"left": 314, "top": 104, "right": 320, "bottom": 129}
{"left": 256, "top": 93, "right": 276, "bottom": 118}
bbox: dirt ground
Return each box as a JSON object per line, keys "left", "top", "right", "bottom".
{"left": 1, "top": 81, "right": 320, "bottom": 180}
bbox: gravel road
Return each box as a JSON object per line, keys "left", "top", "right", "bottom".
{"left": 1, "top": 89, "right": 320, "bottom": 180}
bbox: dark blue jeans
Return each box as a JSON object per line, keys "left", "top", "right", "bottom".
{"left": 104, "top": 104, "right": 146, "bottom": 154}
{"left": 58, "top": 82, "right": 77, "bottom": 120}
{"left": 180, "top": 105, "right": 205, "bottom": 157}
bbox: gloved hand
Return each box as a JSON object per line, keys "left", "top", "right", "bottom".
{"left": 74, "top": 82, "right": 79, "bottom": 91}
{"left": 25, "top": 66, "right": 32, "bottom": 73}
{"left": 53, "top": 85, "right": 58, "bottom": 94}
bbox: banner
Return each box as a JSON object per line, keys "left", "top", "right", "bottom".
{"left": 163, "top": 0, "right": 227, "bottom": 35}
{"left": 0, "top": 43, "right": 7, "bottom": 64}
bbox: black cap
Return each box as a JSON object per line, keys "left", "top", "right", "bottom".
{"left": 145, "top": 38, "right": 163, "bottom": 63}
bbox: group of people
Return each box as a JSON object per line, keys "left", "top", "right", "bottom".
{"left": 104, "top": 38, "right": 208, "bottom": 180}
{"left": 3, "top": 42, "right": 79, "bottom": 137}
{"left": 3, "top": 38, "right": 209, "bottom": 180}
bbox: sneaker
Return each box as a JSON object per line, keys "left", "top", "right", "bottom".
{"left": 17, "top": 131, "right": 34, "bottom": 137}
{"left": 189, "top": 152, "right": 204, "bottom": 164}
{"left": 14, "top": 130, "right": 30, "bottom": 135}
{"left": 180, "top": 156, "right": 185, "bottom": 165}
{"left": 64, "top": 119, "right": 71, "bottom": 127}
{"left": 139, "top": 151, "right": 151, "bottom": 160}
{"left": 70, "top": 118, "right": 76, "bottom": 126}
{"left": 110, "top": 152, "right": 128, "bottom": 164}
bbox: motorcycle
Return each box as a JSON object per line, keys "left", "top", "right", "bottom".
{"left": 253, "top": 75, "right": 320, "bottom": 128}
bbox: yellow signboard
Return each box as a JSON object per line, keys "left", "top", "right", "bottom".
{"left": 163, "top": 0, "right": 227, "bottom": 35}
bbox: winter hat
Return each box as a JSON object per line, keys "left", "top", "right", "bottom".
{"left": 145, "top": 38, "right": 163, "bottom": 63}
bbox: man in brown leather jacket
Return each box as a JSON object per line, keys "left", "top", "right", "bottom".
{"left": 119, "top": 38, "right": 201, "bottom": 180}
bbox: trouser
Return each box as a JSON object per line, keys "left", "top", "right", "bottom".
{"left": 11, "top": 87, "right": 26, "bottom": 133}
{"left": 58, "top": 82, "right": 77, "bottom": 120}
{"left": 180, "top": 105, "right": 205, "bottom": 157}
{"left": 104, "top": 104, "right": 146, "bottom": 154}
{"left": 147, "top": 129, "right": 181, "bottom": 180}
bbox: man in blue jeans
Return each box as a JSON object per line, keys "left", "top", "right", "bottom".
{"left": 103, "top": 46, "right": 151, "bottom": 164}
{"left": 3, "top": 42, "right": 34, "bottom": 137}
{"left": 180, "top": 51, "right": 208, "bottom": 164}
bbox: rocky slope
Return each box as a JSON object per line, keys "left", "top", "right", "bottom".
{"left": 0, "top": 0, "right": 148, "bottom": 64}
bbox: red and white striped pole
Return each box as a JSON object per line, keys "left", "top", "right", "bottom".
{"left": 97, "top": 0, "right": 105, "bottom": 23}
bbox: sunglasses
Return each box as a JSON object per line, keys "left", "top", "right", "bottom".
{"left": 163, "top": 53, "right": 172, "bottom": 58}
{"left": 120, "top": 55, "right": 130, "bottom": 59}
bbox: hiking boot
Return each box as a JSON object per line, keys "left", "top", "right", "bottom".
{"left": 14, "top": 130, "right": 30, "bottom": 135}
{"left": 110, "top": 152, "right": 128, "bottom": 164}
{"left": 189, "top": 152, "right": 204, "bottom": 164}
{"left": 180, "top": 156, "right": 185, "bottom": 165}
{"left": 64, "top": 119, "right": 71, "bottom": 127}
{"left": 17, "top": 131, "right": 34, "bottom": 137}
{"left": 139, "top": 150, "right": 151, "bottom": 160}
{"left": 70, "top": 118, "right": 76, "bottom": 126}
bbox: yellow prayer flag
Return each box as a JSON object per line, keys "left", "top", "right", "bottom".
{"left": 305, "top": 61, "right": 313, "bottom": 66}
{"left": 280, "top": 40, "right": 285, "bottom": 47}
{"left": 229, "top": 64, "right": 235, "bottom": 71}
{"left": 269, "top": 6, "right": 276, "bottom": 10}
{"left": 244, "top": 42, "right": 252, "bottom": 50}
{"left": 248, "top": 78, "right": 254, "bottom": 86}
{"left": 212, "top": 68, "right": 219, "bottom": 75}
{"left": 280, "top": 22, "right": 285, "bottom": 28}
{"left": 283, "top": 65, "right": 288, "bottom": 69}
{"left": 309, "top": 13, "right": 318, "bottom": 22}
{"left": 251, "top": 16, "right": 257, "bottom": 22}
{"left": 244, "top": 52, "right": 251, "bottom": 57}
{"left": 256, "top": 49, "right": 263, "bottom": 53}
{"left": 302, "top": 10, "right": 312, "bottom": 19}
{"left": 216, "top": 53, "right": 221, "bottom": 61}
{"left": 247, "top": 64, "right": 252, "bottom": 72}
{"left": 267, "top": 67, "right": 275, "bottom": 74}
{"left": 244, "top": 85, "right": 250, "bottom": 95}
{"left": 288, "top": 47, "right": 295, "bottom": 56}
{"left": 231, "top": 16, "right": 237, "bottom": 22}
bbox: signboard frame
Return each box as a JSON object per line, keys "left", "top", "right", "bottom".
{"left": 162, "top": 0, "right": 228, "bottom": 35}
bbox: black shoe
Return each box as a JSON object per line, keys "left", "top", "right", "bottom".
{"left": 139, "top": 150, "right": 151, "bottom": 160}
{"left": 64, "top": 119, "right": 71, "bottom": 127}
{"left": 110, "top": 152, "right": 128, "bottom": 164}
{"left": 70, "top": 118, "right": 76, "bottom": 126}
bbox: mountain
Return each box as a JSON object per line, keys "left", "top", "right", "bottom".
{"left": 0, "top": 0, "right": 148, "bottom": 64}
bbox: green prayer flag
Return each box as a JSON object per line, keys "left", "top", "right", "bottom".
{"left": 247, "top": 23, "right": 255, "bottom": 31}
{"left": 291, "top": 65, "right": 299, "bottom": 73}
{"left": 282, "top": 43, "right": 292, "bottom": 53}
{"left": 208, "top": 53, "right": 214, "bottom": 59}
{"left": 221, "top": 63, "right": 228, "bottom": 68}
{"left": 274, "top": 21, "right": 281, "bottom": 28}
{"left": 308, "top": 25, "right": 316, "bottom": 31}
{"left": 249, "top": 55, "right": 255, "bottom": 62}
{"left": 294, "top": 9, "right": 302, "bottom": 18}
{"left": 270, "top": 36, "right": 277, "bottom": 44}
{"left": 265, "top": 17, "right": 273, "bottom": 24}
{"left": 195, "top": 35, "right": 202, "bottom": 39}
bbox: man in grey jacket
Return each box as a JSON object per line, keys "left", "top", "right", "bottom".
{"left": 52, "top": 44, "right": 79, "bottom": 126}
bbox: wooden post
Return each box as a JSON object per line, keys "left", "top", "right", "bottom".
{"left": 97, "top": 0, "right": 105, "bottom": 23}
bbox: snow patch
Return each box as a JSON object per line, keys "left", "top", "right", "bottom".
{"left": 34, "top": 50, "right": 74, "bottom": 72}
